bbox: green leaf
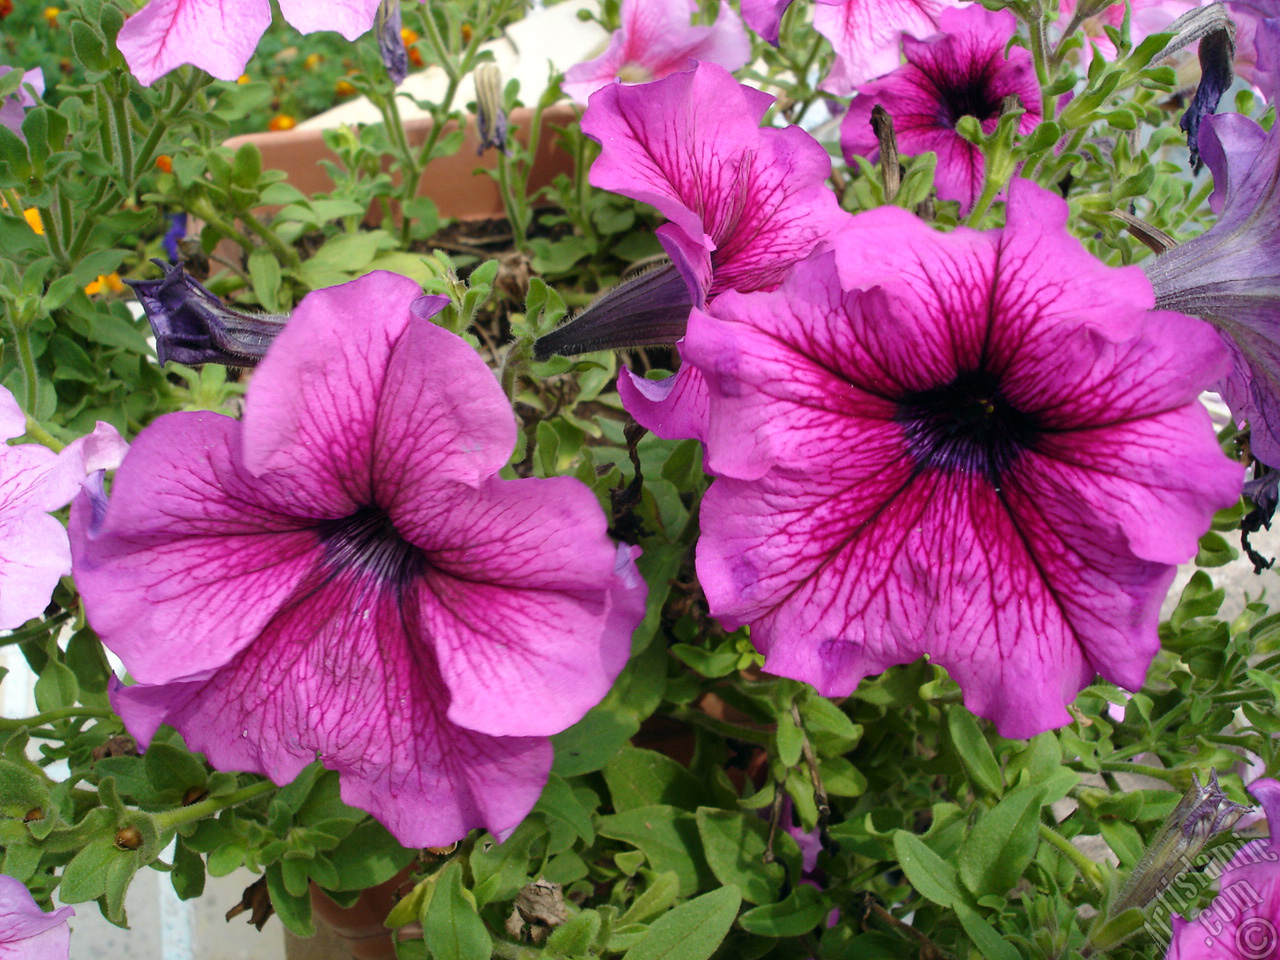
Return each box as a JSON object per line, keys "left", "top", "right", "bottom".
{"left": 946, "top": 706, "right": 1003, "bottom": 797}
{"left": 266, "top": 861, "right": 315, "bottom": 936}
{"left": 738, "top": 883, "right": 828, "bottom": 936}
{"left": 534, "top": 773, "right": 595, "bottom": 846}
{"left": 694, "top": 808, "right": 785, "bottom": 905}
{"left": 775, "top": 711, "right": 803, "bottom": 767}
{"left": 546, "top": 909, "right": 602, "bottom": 956}
{"left": 954, "top": 903, "right": 1021, "bottom": 960}
{"left": 604, "top": 747, "right": 708, "bottom": 813}
{"left": 422, "top": 862, "right": 491, "bottom": 960}
{"left": 957, "top": 786, "right": 1044, "bottom": 897}
{"left": 70, "top": 21, "right": 110, "bottom": 72}
{"left": 247, "top": 247, "right": 283, "bottom": 313}
{"left": 621, "top": 886, "right": 741, "bottom": 960}
{"left": 620, "top": 872, "right": 680, "bottom": 925}
{"left": 552, "top": 702, "right": 640, "bottom": 777}
{"left": 144, "top": 741, "right": 208, "bottom": 799}
{"left": 598, "top": 806, "right": 714, "bottom": 897}
{"left": 33, "top": 655, "right": 78, "bottom": 713}
{"left": 471, "top": 819, "right": 545, "bottom": 906}
{"left": 324, "top": 818, "right": 415, "bottom": 892}
{"left": 171, "top": 837, "right": 207, "bottom": 900}
{"left": 892, "top": 830, "right": 966, "bottom": 909}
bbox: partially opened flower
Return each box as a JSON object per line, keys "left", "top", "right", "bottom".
{"left": 71, "top": 271, "right": 646, "bottom": 847}
{"left": 118, "top": 0, "right": 419, "bottom": 86}
{"left": 0, "top": 66, "right": 43, "bottom": 139}
{"left": 1144, "top": 111, "right": 1280, "bottom": 467}
{"left": 813, "top": 0, "right": 963, "bottom": 96}
{"left": 535, "top": 63, "right": 850, "bottom": 440}
{"left": 681, "top": 180, "right": 1240, "bottom": 738}
{"left": 840, "top": 5, "right": 1042, "bottom": 213}
{"left": 1166, "top": 778, "right": 1280, "bottom": 959}
{"left": 562, "top": 0, "right": 750, "bottom": 104}
{"left": 0, "top": 386, "right": 126, "bottom": 630}
{"left": 0, "top": 875, "right": 74, "bottom": 960}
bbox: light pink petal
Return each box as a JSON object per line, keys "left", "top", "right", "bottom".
{"left": 70, "top": 413, "right": 323, "bottom": 684}
{"left": 0, "top": 511, "right": 71, "bottom": 629}
{"left": 815, "top": 0, "right": 963, "bottom": 96}
{"left": 0, "top": 385, "right": 24, "bottom": 440}
{"left": 242, "top": 276, "right": 454, "bottom": 515}
{"left": 276, "top": 0, "right": 381, "bottom": 40}
{"left": 116, "top": 0, "right": 270, "bottom": 86}
{"left": 37, "top": 422, "right": 129, "bottom": 512}
{"left": 0, "top": 875, "right": 72, "bottom": 960}
{"left": 110, "top": 566, "right": 554, "bottom": 849}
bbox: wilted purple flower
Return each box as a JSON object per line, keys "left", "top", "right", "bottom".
{"left": 681, "top": 181, "right": 1241, "bottom": 738}
{"left": 562, "top": 0, "right": 750, "bottom": 104}
{"left": 376, "top": 0, "right": 408, "bottom": 86}
{"left": 474, "top": 64, "right": 508, "bottom": 155}
{"left": 0, "top": 875, "right": 74, "bottom": 960}
{"left": 840, "top": 5, "right": 1042, "bottom": 213}
{"left": 0, "top": 66, "right": 43, "bottom": 140}
{"left": 118, "top": 0, "right": 420, "bottom": 86}
{"left": 0, "top": 386, "right": 126, "bottom": 630}
{"left": 127, "top": 260, "right": 287, "bottom": 367}
{"left": 535, "top": 63, "right": 850, "bottom": 440}
{"left": 71, "top": 271, "right": 646, "bottom": 847}
{"left": 1166, "top": 778, "right": 1280, "bottom": 959}
{"left": 813, "top": 0, "right": 963, "bottom": 96}
{"left": 1144, "top": 111, "right": 1280, "bottom": 467}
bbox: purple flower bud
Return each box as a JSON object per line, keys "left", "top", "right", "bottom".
{"left": 126, "top": 260, "right": 288, "bottom": 368}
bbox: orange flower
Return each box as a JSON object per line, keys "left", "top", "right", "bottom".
{"left": 0, "top": 0, "right": 14, "bottom": 18}
{"left": 400, "top": 27, "right": 419, "bottom": 45}
{"left": 84, "top": 273, "right": 125, "bottom": 296}
{"left": 155, "top": 154, "right": 173, "bottom": 174}
{"left": 303, "top": 53, "right": 322, "bottom": 70}
{"left": 42, "top": 6, "right": 58, "bottom": 26}
{"left": 236, "top": 74, "right": 251, "bottom": 85}
{"left": 335, "top": 80, "right": 356, "bottom": 98}
{"left": 268, "top": 114, "right": 297, "bottom": 132}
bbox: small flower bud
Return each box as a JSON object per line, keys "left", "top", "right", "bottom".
{"left": 474, "top": 64, "right": 508, "bottom": 156}
{"left": 23, "top": 808, "right": 43, "bottom": 823}
{"left": 114, "top": 826, "right": 144, "bottom": 850}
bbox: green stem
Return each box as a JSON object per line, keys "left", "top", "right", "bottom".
{"left": 154, "top": 778, "right": 276, "bottom": 831}
{"left": 965, "top": 175, "right": 1003, "bottom": 228}
{"left": 238, "top": 207, "right": 303, "bottom": 272}
{"left": 0, "top": 611, "right": 71, "bottom": 647}
{"left": 0, "top": 707, "right": 114, "bottom": 733}
{"left": 188, "top": 199, "right": 257, "bottom": 258}
{"left": 23, "top": 415, "right": 64, "bottom": 451}
{"left": 1040, "top": 823, "right": 1105, "bottom": 890}
{"left": 666, "top": 705, "right": 772, "bottom": 745}
{"left": 4, "top": 306, "right": 39, "bottom": 414}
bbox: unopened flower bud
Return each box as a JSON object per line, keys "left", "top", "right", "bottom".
{"left": 474, "top": 64, "right": 508, "bottom": 156}
{"left": 114, "top": 826, "right": 144, "bottom": 850}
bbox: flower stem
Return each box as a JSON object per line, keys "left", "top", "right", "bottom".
{"left": 154, "top": 778, "right": 276, "bottom": 831}
{"left": 1039, "top": 822, "right": 1105, "bottom": 890}
{"left": 22, "top": 415, "right": 64, "bottom": 451}
{"left": 0, "top": 706, "right": 115, "bottom": 732}
{"left": 4, "top": 304, "right": 40, "bottom": 414}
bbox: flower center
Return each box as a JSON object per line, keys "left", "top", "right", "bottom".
{"left": 617, "top": 62, "right": 654, "bottom": 84}
{"left": 316, "top": 506, "right": 422, "bottom": 588}
{"left": 937, "top": 71, "right": 1002, "bottom": 128}
{"left": 895, "top": 369, "right": 1039, "bottom": 481}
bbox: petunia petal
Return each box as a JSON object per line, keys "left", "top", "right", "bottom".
{"left": 276, "top": 0, "right": 382, "bottom": 40}
{"left": 116, "top": 0, "right": 270, "bottom": 85}
{"left": 0, "top": 874, "right": 73, "bottom": 960}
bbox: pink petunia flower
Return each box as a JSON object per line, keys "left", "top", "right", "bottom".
{"left": 70, "top": 271, "right": 646, "bottom": 847}
{"left": 840, "top": 5, "right": 1042, "bottom": 213}
{"left": 117, "top": 0, "right": 411, "bottom": 86}
{"left": 0, "top": 67, "right": 43, "bottom": 141}
{"left": 562, "top": 0, "right": 750, "bottom": 104}
{"left": 1166, "top": 778, "right": 1280, "bottom": 959}
{"left": 0, "top": 875, "right": 74, "bottom": 960}
{"left": 535, "top": 64, "right": 850, "bottom": 441}
{"left": 679, "top": 180, "right": 1241, "bottom": 738}
{"left": 813, "top": 0, "right": 964, "bottom": 96}
{"left": 1145, "top": 104, "right": 1280, "bottom": 468}
{"left": 0, "top": 386, "right": 126, "bottom": 630}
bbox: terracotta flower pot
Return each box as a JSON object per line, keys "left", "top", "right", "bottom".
{"left": 225, "top": 103, "right": 579, "bottom": 222}
{"left": 307, "top": 867, "right": 416, "bottom": 960}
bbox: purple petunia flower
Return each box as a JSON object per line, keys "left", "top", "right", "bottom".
{"left": 0, "top": 875, "right": 74, "bottom": 960}
{"left": 1165, "top": 778, "right": 1280, "bottom": 960}
{"left": 70, "top": 271, "right": 646, "bottom": 847}
{"left": 1144, "top": 108, "right": 1280, "bottom": 467}
{"left": 0, "top": 385, "right": 126, "bottom": 631}
{"left": 117, "top": 0, "right": 421, "bottom": 86}
{"left": 535, "top": 63, "right": 850, "bottom": 440}
{"left": 0, "top": 66, "right": 43, "bottom": 141}
{"left": 161, "top": 213, "right": 187, "bottom": 264}
{"left": 562, "top": 0, "right": 750, "bottom": 104}
{"left": 840, "top": 5, "right": 1042, "bottom": 213}
{"left": 679, "top": 180, "right": 1241, "bottom": 738}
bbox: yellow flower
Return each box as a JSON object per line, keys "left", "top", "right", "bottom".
{"left": 268, "top": 114, "right": 297, "bottom": 132}
{"left": 23, "top": 208, "right": 43, "bottom": 235}
{"left": 236, "top": 74, "right": 251, "bottom": 85}
{"left": 304, "top": 53, "right": 322, "bottom": 70}
{"left": 84, "top": 273, "right": 125, "bottom": 296}
{"left": 42, "top": 6, "right": 58, "bottom": 25}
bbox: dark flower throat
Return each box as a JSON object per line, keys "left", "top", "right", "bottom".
{"left": 317, "top": 506, "right": 422, "bottom": 588}
{"left": 895, "top": 369, "right": 1039, "bottom": 482}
